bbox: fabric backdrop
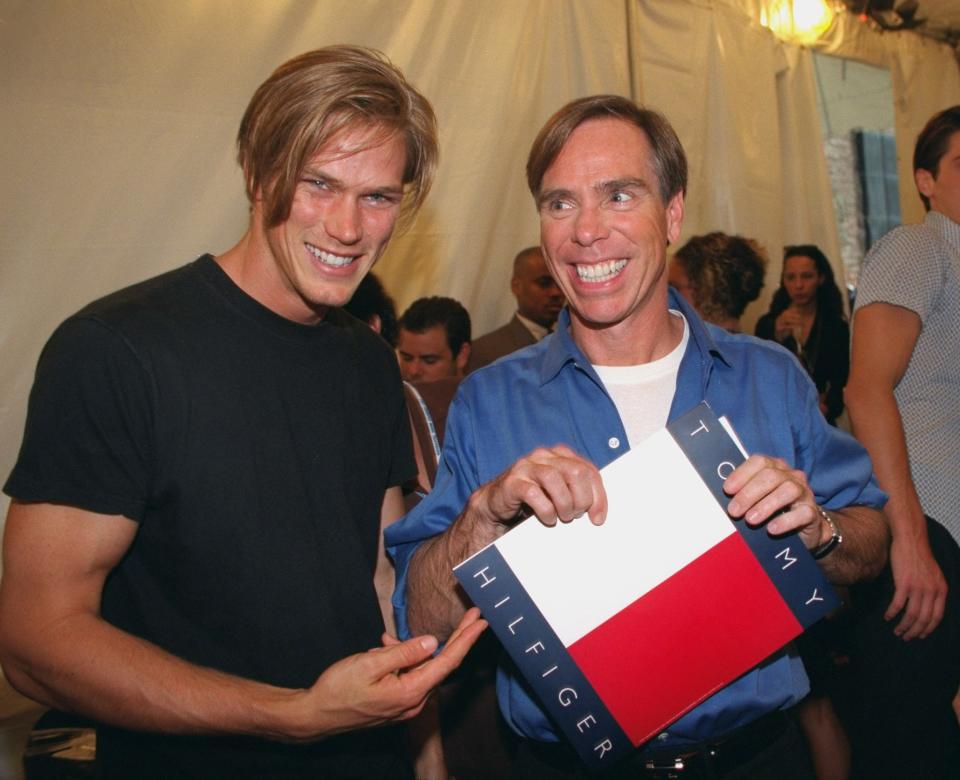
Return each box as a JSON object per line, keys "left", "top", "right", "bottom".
{"left": 2, "top": 0, "right": 958, "bottom": 532}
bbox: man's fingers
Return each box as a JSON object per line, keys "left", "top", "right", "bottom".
{"left": 895, "top": 597, "right": 923, "bottom": 640}
{"left": 928, "top": 591, "right": 947, "bottom": 637}
{"left": 884, "top": 587, "right": 909, "bottom": 623}
{"left": 725, "top": 456, "right": 811, "bottom": 529}
{"left": 435, "top": 607, "right": 487, "bottom": 663}
{"left": 364, "top": 634, "right": 439, "bottom": 679}
{"left": 380, "top": 632, "right": 401, "bottom": 647}
{"left": 499, "top": 449, "right": 605, "bottom": 528}
{"left": 588, "top": 477, "right": 607, "bottom": 526}
{"left": 402, "top": 612, "right": 487, "bottom": 691}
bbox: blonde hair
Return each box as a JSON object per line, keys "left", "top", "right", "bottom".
{"left": 237, "top": 45, "right": 437, "bottom": 229}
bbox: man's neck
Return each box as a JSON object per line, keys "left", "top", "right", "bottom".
{"left": 216, "top": 227, "right": 329, "bottom": 325}
{"left": 570, "top": 303, "right": 684, "bottom": 368}
{"left": 930, "top": 205, "right": 960, "bottom": 228}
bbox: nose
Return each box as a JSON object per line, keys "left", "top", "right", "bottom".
{"left": 572, "top": 204, "right": 608, "bottom": 246}
{"left": 327, "top": 195, "right": 363, "bottom": 245}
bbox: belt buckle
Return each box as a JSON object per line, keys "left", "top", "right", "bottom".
{"left": 643, "top": 755, "right": 685, "bottom": 778}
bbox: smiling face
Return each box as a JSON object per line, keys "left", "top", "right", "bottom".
{"left": 254, "top": 124, "right": 407, "bottom": 324}
{"left": 782, "top": 255, "right": 823, "bottom": 308}
{"left": 537, "top": 118, "right": 684, "bottom": 348}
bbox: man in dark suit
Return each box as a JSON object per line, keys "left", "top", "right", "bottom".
{"left": 466, "top": 246, "right": 564, "bottom": 372}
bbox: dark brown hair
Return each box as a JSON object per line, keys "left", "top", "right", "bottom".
{"left": 913, "top": 105, "right": 960, "bottom": 211}
{"left": 526, "top": 94, "right": 687, "bottom": 202}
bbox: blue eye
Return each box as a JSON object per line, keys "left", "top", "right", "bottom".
{"left": 364, "top": 192, "right": 399, "bottom": 207}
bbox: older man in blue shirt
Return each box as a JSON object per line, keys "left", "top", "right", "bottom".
{"left": 388, "top": 95, "right": 889, "bottom": 778}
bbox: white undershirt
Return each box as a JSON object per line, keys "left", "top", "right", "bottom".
{"left": 592, "top": 312, "right": 689, "bottom": 448}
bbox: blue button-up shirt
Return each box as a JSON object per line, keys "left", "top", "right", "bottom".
{"left": 387, "top": 290, "right": 885, "bottom": 748}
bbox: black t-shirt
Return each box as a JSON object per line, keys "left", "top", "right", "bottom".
{"left": 5, "top": 256, "right": 416, "bottom": 777}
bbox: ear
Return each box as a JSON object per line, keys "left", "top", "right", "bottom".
{"left": 368, "top": 313, "right": 383, "bottom": 335}
{"left": 455, "top": 342, "right": 471, "bottom": 376}
{"left": 510, "top": 276, "right": 522, "bottom": 297}
{"left": 665, "top": 191, "right": 685, "bottom": 246}
{"left": 915, "top": 168, "right": 936, "bottom": 199}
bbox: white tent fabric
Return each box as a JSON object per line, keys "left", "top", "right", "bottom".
{"left": 1, "top": 0, "right": 959, "bottom": 531}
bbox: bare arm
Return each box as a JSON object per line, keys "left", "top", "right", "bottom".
{"left": 375, "top": 486, "right": 407, "bottom": 635}
{"left": 406, "top": 446, "right": 607, "bottom": 640}
{"left": 845, "top": 301, "right": 945, "bottom": 639}
{"left": 0, "top": 500, "right": 484, "bottom": 742}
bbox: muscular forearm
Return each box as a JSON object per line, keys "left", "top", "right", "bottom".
{"left": 845, "top": 380, "right": 928, "bottom": 543}
{"left": 817, "top": 505, "right": 889, "bottom": 585}
{"left": 0, "top": 611, "right": 310, "bottom": 741}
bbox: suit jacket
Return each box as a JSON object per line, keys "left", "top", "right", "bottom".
{"left": 465, "top": 314, "right": 537, "bottom": 374}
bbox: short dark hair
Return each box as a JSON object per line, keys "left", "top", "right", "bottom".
{"left": 913, "top": 105, "right": 960, "bottom": 210}
{"left": 768, "top": 245, "right": 845, "bottom": 322}
{"left": 673, "top": 232, "right": 767, "bottom": 322}
{"left": 526, "top": 94, "right": 687, "bottom": 202}
{"left": 398, "top": 296, "right": 471, "bottom": 356}
{"left": 343, "top": 272, "right": 399, "bottom": 346}
{"left": 512, "top": 246, "right": 543, "bottom": 279}
{"left": 237, "top": 45, "right": 437, "bottom": 229}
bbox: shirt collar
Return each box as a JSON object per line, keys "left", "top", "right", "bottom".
{"left": 537, "top": 288, "right": 731, "bottom": 388}
{"left": 515, "top": 311, "right": 551, "bottom": 342}
{"left": 926, "top": 209, "right": 960, "bottom": 251}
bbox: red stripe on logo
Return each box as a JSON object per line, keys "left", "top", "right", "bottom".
{"left": 567, "top": 533, "right": 802, "bottom": 745}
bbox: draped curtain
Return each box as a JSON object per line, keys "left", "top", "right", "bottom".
{"left": 2, "top": 0, "right": 958, "bottom": 526}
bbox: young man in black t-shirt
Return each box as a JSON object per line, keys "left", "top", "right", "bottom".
{"left": 0, "top": 45, "right": 483, "bottom": 779}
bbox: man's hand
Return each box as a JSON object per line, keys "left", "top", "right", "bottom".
{"left": 290, "top": 608, "right": 486, "bottom": 740}
{"left": 885, "top": 535, "right": 947, "bottom": 640}
{"left": 405, "top": 446, "right": 607, "bottom": 640}
{"left": 468, "top": 444, "right": 607, "bottom": 533}
{"left": 724, "top": 454, "right": 826, "bottom": 550}
{"left": 723, "top": 454, "right": 888, "bottom": 584}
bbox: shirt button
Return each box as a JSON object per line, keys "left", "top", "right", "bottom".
{"left": 608, "top": 437, "right": 621, "bottom": 449}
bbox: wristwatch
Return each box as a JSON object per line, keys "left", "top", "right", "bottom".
{"left": 811, "top": 506, "right": 842, "bottom": 559}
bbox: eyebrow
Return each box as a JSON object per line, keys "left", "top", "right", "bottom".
{"left": 536, "top": 187, "right": 572, "bottom": 209}
{"left": 300, "top": 168, "right": 404, "bottom": 196}
{"left": 537, "top": 177, "right": 652, "bottom": 208}
{"left": 599, "top": 177, "right": 650, "bottom": 195}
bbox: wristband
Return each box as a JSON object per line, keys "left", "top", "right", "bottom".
{"left": 811, "top": 506, "right": 842, "bottom": 559}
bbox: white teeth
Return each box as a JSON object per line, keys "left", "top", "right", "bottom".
{"left": 576, "top": 259, "right": 627, "bottom": 282}
{"left": 306, "top": 244, "right": 355, "bottom": 267}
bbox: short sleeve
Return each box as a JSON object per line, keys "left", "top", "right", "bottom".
{"left": 4, "top": 316, "right": 154, "bottom": 521}
{"left": 855, "top": 227, "right": 944, "bottom": 320}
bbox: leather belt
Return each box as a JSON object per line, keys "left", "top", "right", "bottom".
{"left": 635, "top": 709, "right": 792, "bottom": 778}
